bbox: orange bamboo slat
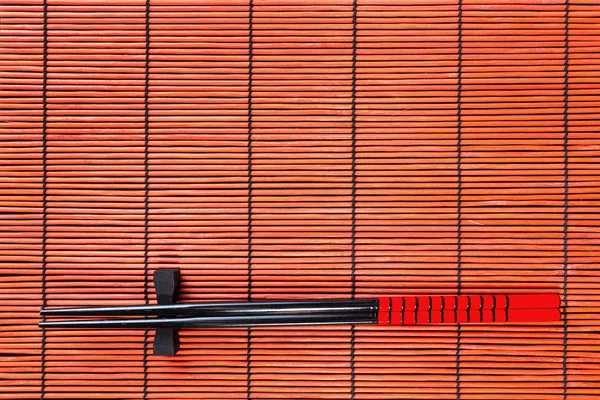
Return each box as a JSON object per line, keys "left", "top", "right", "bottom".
{"left": 0, "top": 0, "right": 599, "bottom": 399}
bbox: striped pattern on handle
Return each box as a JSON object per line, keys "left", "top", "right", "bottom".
{"left": 377, "top": 294, "right": 561, "bottom": 325}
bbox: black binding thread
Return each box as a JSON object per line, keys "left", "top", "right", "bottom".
{"left": 350, "top": 0, "right": 358, "bottom": 300}
{"left": 388, "top": 297, "right": 392, "bottom": 325}
{"left": 143, "top": 2, "right": 151, "bottom": 399}
{"left": 505, "top": 294, "right": 510, "bottom": 323}
{"left": 350, "top": 1, "right": 358, "bottom": 398}
{"left": 41, "top": 1, "right": 48, "bottom": 398}
{"left": 491, "top": 295, "right": 496, "bottom": 323}
{"left": 562, "top": 3, "right": 570, "bottom": 398}
{"left": 246, "top": 2, "right": 254, "bottom": 399}
{"left": 455, "top": 1, "right": 463, "bottom": 397}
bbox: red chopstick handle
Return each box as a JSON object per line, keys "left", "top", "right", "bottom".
{"left": 377, "top": 294, "right": 561, "bottom": 325}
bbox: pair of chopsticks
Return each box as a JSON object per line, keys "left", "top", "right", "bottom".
{"left": 39, "top": 294, "right": 561, "bottom": 329}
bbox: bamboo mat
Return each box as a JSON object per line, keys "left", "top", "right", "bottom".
{"left": 1, "top": 0, "right": 599, "bottom": 398}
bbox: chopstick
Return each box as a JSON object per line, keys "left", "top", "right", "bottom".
{"left": 38, "top": 307, "right": 560, "bottom": 329}
{"left": 40, "top": 293, "right": 560, "bottom": 318}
